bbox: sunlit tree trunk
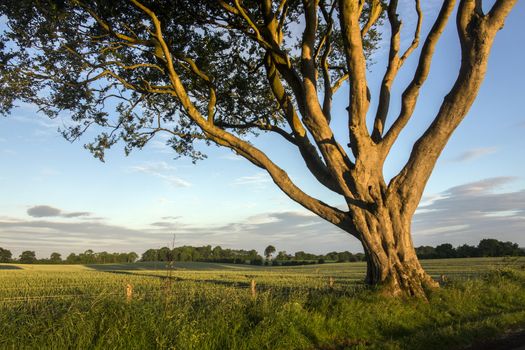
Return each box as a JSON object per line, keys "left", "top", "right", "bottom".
{"left": 350, "top": 206, "right": 438, "bottom": 297}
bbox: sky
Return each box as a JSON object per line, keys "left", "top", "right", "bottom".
{"left": 1, "top": 1, "right": 524, "bottom": 258}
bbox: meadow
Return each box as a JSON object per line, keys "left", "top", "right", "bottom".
{"left": 1, "top": 258, "right": 524, "bottom": 349}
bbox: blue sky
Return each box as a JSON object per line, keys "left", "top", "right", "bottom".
{"left": 1, "top": 1, "right": 524, "bottom": 258}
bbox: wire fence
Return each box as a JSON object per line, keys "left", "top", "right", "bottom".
{"left": 0, "top": 276, "right": 367, "bottom": 304}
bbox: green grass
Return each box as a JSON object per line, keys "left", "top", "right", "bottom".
{"left": 1, "top": 258, "right": 524, "bottom": 349}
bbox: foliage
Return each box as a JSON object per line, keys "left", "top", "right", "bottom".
{"left": 416, "top": 239, "right": 525, "bottom": 260}
{"left": 264, "top": 245, "right": 276, "bottom": 260}
{"left": 49, "top": 252, "right": 62, "bottom": 263}
{"left": 65, "top": 250, "right": 139, "bottom": 264}
{"left": 0, "top": 0, "right": 380, "bottom": 162}
{"left": 141, "top": 245, "right": 263, "bottom": 265}
{"left": 0, "top": 247, "right": 12, "bottom": 263}
{"left": 18, "top": 250, "right": 36, "bottom": 264}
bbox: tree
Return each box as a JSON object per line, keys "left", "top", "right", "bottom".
{"left": 456, "top": 244, "right": 478, "bottom": 258}
{"left": 19, "top": 251, "right": 37, "bottom": 264}
{"left": 264, "top": 245, "right": 276, "bottom": 261}
{"left": 415, "top": 246, "right": 436, "bottom": 260}
{"left": 434, "top": 244, "right": 456, "bottom": 259}
{"left": 157, "top": 247, "right": 172, "bottom": 261}
{"left": 477, "top": 239, "right": 523, "bottom": 257}
{"left": 127, "top": 252, "right": 139, "bottom": 263}
{"left": 141, "top": 249, "right": 159, "bottom": 262}
{"left": 212, "top": 246, "right": 223, "bottom": 259}
{"left": 0, "top": 0, "right": 517, "bottom": 296}
{"left": 50, "top": 252, "right": 62, "bottom": 263}
{"left": 0, "top": 247, "right": 12, "bottom": 263}
{"left": 275, "top": 251, "right": 290, "bottom": 261}
{"left": 477, "top": 238, "right": 502, "bottom": 257}
{"left": 66, "top": 253, "right": 80, "bottom": 264}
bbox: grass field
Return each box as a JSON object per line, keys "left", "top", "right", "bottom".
{"left": 1, "top": 257, "right": 524, "bottom": 349}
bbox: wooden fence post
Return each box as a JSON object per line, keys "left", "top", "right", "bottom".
{"left": 250, "top": 279, "right": 256, "bottom": 298}
{"left": 126, "top": 283, "right": 133, "bottom": 302}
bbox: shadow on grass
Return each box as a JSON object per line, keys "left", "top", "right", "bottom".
{"left": 393, "top": 318, "right": 525, "bottom": 350}
{"left": 85, "top": 261, "right": 263, "bottom": 272}
{"left": 90, "top": 268, "right": 365, "bottom": 298}
{"left": 0, "top": 264, "right": 22, "bottom": 270}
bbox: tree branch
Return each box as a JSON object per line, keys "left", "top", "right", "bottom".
{"left": 338, "top": 0, "right": 372, "bottom": 157}
{"left": 265, "top": 53, "right": 344, "bottom": 195}
{"left": 381, "top": 0, "right": 455, "bottom": 154}
{"left": 372, "top": 0, "right": 423, "bottom": 143}
{"left": 390, "top": 0, "right": 518, "bottom": 216}
{"left": 361, "top": 0, "right": 383, "bottom": 38}
{"left": 127, "top": 0, "right": 354, "bottom": 231}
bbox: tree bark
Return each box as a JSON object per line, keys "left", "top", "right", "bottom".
{"left": 350, "top": 199, "right": 438, "bottom": 297}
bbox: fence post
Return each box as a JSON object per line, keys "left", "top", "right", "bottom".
{"left": 329, "top": 276, "right": 334, "bottom": 289}
{"left": 126, "top": 283, "right": 133, "bottom": 302}
{"left": 250, "top": 279, "right": 256, "bottom": 298}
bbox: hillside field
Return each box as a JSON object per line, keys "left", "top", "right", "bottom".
{"left": 1, "top": 257, "right": 525, "bottom": 349}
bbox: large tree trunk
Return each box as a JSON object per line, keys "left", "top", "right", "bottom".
{"left": 350, "top": 201, "right": 438, "bottom": 297}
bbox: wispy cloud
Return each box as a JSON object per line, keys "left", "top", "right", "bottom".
{"left": 146, "top": 210, "right": 355, "bottom": 254}
{"left": 451, "top": 147, "right": 497, "bottom": 162}
{"left": 148, "top": 140, "right": 172, "bottom": 154}
{"left": 6, "top": 177, "right": 525, "bottom": 258}
{"left": 220, "top": 152, "right": 243, "bottom": 161}
{"left": 130, "top": 161, "right": 191, "bottom": 188}
{"left": 413, "top": 177, "right": 525, "bottom": 246}
{"left": 232, "top": 172, "right": 271, "bottom": 186}
{"left": 0, "top": 218, "right": 162, "bottom": 256}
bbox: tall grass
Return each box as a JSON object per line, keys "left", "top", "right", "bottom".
{"left": 0, "top": 258, "right": 524, "bottom": 349}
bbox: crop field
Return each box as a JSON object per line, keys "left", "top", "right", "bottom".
{"left": 1, "top": 258, "right": 525, "bottom": 349}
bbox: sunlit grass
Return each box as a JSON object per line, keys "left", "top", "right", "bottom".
{"left": 1, "top": 258, "right": 524, "bottom": 349}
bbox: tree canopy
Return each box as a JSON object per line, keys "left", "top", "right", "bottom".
{"left": 264, "top": 245, "right": 276, "bottom": 260}
{"left": 0, "top": 247, "right": 12, "bottom": 263}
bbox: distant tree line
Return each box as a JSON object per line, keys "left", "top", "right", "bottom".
{"left": 415, "top": 239, "right": 524, "bottom": 259}
{"left": 0, "top": 248, "right": 138, "bottom": 264}
{"left": 141, "top": 245, "right": 264, "bottom": 265}
{"left": 0, "top": 239, "right": 523, "bottom": 265}
{"left": 140, "top": 245, "right": 367, "bottom": 265}
{"left": 272, "top": 250, "right": 365, "bottom": 265}
{"left": 64, "top": 250, "right": 139, "bottom": 264}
